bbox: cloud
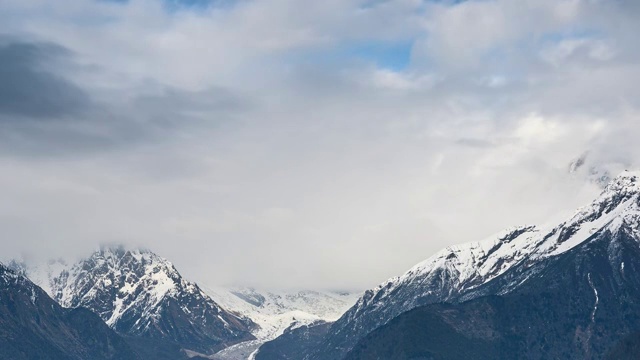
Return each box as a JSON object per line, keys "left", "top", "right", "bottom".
{"left": 0, "top": 40, "right": 89, "bottom": 118}
{"left": 0, "top": 35, "right": 251, "bottom": 157}
{"left": 0, "top": 0, "right": 640, "bottom": 290}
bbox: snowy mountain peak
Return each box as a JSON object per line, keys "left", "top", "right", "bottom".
{"left": 547, "top": 170, "right": 640, "bottom": 253}
{"left": 90, "top": 245, "right": 162, "bottom": 273}
{"left": 50, "top": 246, "right": 188, "bottom": 320}
{"left": 20, "top": 246, "right": 256, "bottom": 354}
{"left": 399, "top": 171, "right": 640, "bottom": 292}
{"left": 601, "top": 170, "right": 640, "bottom": 196}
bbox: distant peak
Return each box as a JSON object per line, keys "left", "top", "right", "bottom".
{"left": 602, "top": 170, "right": 640, "bottom": 194}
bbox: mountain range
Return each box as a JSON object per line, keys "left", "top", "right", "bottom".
{"left": 7, "top": 247, "right": 358, "bottom": 359}
{"left": 5, "top": 171, "right": 640, "bottom": 359}
{"left": 255, "top": 170, "right": 640, "bottom": 359}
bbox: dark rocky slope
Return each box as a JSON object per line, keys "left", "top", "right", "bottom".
{"left": 255, "top": 321, "right": 332, "bottom": 360}
{"left": 0, "top": 263, "right": 139, "bottom": 360}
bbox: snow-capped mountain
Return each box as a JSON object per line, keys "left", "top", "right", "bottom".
{"left": 14, "top": 246, "right": 359, "bottom": 359}
{"left": 208, "top": 287, "right": 360, "bottom": 341}
{"left": 299, "top": 170, "right": 640, "bottom": 360}
{"left": 17, "top": 246, "right": 256, "bottom": 355}
{"left": 346, "top": 224, "right": 640, "bottom": 360}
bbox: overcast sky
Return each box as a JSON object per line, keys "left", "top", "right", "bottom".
{"left": 1, "top": 0, "right": 639, "bottom": 290}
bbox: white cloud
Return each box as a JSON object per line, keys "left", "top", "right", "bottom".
{"left": 0, "top": 0, "right": 640, "bottom": 289}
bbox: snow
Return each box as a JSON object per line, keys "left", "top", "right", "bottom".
{"left": 248, "top": 348, "right": 260, "bottom": 360}
{"left": 543, "top": 199, "right": 632, "bottom": 256}
{"left": 203, "top": 287, "right": 360, "bottom": 360}
{"left": 374, "top": 225, "right": 541, "bottom": 305}
{"left": 206, "top": 287, "right": 360, "bottom": 341}
{"left": 586, "top": 273, "right": 600, "bottom": 349}
{"left": 208, "top": 340, "right": 263, "bottom": 360}
{"left": 587, "top": 273, "right": 599, "bottom": 323}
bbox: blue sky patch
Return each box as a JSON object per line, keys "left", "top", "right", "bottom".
{"left": 346, "top": 41, "right": 413, "bottom": 71}
{"left": 286, "top": 40, "right": 414, "bottom": 72}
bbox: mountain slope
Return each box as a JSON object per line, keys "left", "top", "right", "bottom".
{"left": 304, "top": 170, "right": 640, "bottom": 359}
{"left": 20, "top": 247, "right": 256, "bottom": 355}
{"left": 0, "top": 263, "right": 140, "bottom": 360}
{"left": 346, "top": 223, "right": 640, "bottom": 359}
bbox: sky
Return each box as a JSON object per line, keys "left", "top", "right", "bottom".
{"left": 1, "top": 0, "right": 640, "bottom": 290}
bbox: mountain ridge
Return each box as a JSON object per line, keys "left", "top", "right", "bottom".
{"left": 257, "top": 170, "right": 640, "bottom": 360}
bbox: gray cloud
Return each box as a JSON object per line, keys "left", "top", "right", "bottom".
{"left": 0, "top": 37, "right": 249, "bottom": 158}
{"left": 0, "top": 40, "right": 89, "bottom": 119}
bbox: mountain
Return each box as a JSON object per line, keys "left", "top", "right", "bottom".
{"left": 0, "top": 262, "right": 140, "bottom": 360}
{"left": 16, "top": 248, "right": 359, "bottom": 359}
{"left": 18, "top": 247, "right": 256, "bottom": 355}
{"left": 346, "top": 221, "right": 640, "bottom": 359}
{"left": 286, "top": 170, "right": 640, "bottom": 359}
